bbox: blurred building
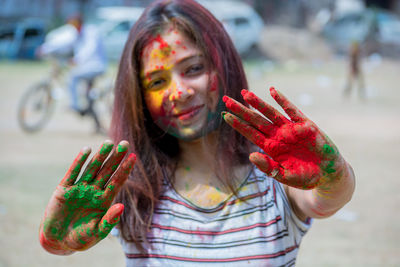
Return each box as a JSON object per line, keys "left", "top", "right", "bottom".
{"left": 0, "top": 0, "right": 152, "bottom": 25}
{"left": 247, "top": 0, "right": 400, "bottom": 27}
{"left": 1, "top": 0, "right": 399, "bottom": 27}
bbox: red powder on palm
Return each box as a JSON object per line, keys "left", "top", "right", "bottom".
{"left": 224, "top": 94, "right": 322, "bottom": 189}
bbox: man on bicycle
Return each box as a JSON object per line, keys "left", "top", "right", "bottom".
{"left": 65, "top": 14, "right": 108, "bottom": 113}
{"left": 38, "top": 14, "right": 108, "bottom": 133}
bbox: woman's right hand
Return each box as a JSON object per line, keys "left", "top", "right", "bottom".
{"left": 39, "top": 140, "right": 136, "bottom": 255}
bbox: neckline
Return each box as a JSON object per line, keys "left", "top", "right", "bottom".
{"left": 165, "top": 165, "right": 255, "bottom": 212}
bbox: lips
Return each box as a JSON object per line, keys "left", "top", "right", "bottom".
{"left": 173, "top": 104, "right": 204, "bottom": 121}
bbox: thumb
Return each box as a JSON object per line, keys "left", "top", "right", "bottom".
{"left": 98, "top": 203, "right": 124, "bottom": 240}
{"left": 249, "top": 152, "right": 282, "bottom": 179}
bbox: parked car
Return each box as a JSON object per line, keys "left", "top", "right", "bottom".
{"left": 0, "top": 18, "right": 46, "bottom": 60}
{"left": 198, "top": 0, "right": 264, "bottom": 55}
{"left": 322, "top": 8, "right": 400, "bottom": 57}
{"left": 88, "top": 6, "right": 145, "bottom": 61}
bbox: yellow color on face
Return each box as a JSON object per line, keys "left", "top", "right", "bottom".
{"left": 145, "top": 89, "right": 166, "bottom": 117}
{"left": 140, "top": 28, "right": 221, "bottom": 141}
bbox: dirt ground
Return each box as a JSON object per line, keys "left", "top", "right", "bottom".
{"left": 0, "top": 57, "right": 399, "bottom": 267}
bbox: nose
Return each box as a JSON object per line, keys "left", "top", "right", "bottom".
{"left": 168, "top": 78, "right": 194, "bottom": 102}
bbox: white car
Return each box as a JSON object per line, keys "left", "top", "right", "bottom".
{"left": 92, "top": 1, "right": 264, "bottom": 61}
{"left": 197, "top": 0, "right": 264, "bottom": 55}
{"left": 90, "top": 6, "right": 145, "bottom": 61}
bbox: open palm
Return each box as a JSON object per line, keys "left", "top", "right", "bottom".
{"left": 223, "top": 87, "right": 344, "bottom": 189}
{"left": 40, "top": 141, "right": 135, "bottom": 253}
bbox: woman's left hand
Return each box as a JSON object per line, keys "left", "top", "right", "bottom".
{"left": 223, "top": 87, "right": 346, "bottom": 189}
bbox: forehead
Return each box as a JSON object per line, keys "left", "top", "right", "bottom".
{"left": 141, "top": 29, "right": 201, "bottom": 72}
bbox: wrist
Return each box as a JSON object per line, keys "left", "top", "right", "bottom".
{"left": 318, "top": 157, "right": 350, "bottom": 188}
{"left": 39, "top": 228, "right": 75, "bottom": 255}
{"left": 313, "top": 160, "right": 355, "bottom": 207}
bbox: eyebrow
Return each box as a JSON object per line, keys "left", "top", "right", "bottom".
{"left": 141, "top": 54, "right": 203, "bottom": 79}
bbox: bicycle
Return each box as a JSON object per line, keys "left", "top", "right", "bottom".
{"left": 17, "top": 56, "right": 114, "bottom": 133}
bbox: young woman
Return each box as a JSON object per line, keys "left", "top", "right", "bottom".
{"left": 39, "top": 0, "right": 355, "bottom": 265}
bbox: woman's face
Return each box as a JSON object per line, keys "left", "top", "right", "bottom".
{"left": 140, "top": 28, "right": 221, "bottom": 141}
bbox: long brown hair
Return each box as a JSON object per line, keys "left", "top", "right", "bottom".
{"left": 110, "top": 0, "right": 252, "bottom": 250}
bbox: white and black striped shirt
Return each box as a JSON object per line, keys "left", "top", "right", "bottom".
{"left": 118, "top": 167, "right": 312, "bottom": 266}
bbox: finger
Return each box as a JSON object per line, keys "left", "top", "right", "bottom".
{"left": 250, "top": 152, "right": 307, "bottom": 188}
{"left": 60, "top": 147, "right": 91, "bottom": 186}
{"left": 93, "top": 141, "right": 130, "bottom": 189}
{"left": 103, "top": 153, "right": 136, "bottom": 201}
{"left": 79, "top": 140, "right": 114, "bottom": 184}
{"left": 223, "top": 95, "right": 275, "bottom": 135}
{"left": 249, "top": 152, "right": 284, "bottom": 179}
{"left": 241, "top": 89, "right": 290, "bottom": 125}
{"left": 98, "top": 203, "right": 124, "bottom": 240}
{"left": 222, "top": 112, "right": 268, "bottom": 149}
{"left": 270, "top": 87, "right": 308, "bottom": 122}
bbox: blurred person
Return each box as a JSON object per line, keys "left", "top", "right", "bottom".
{"left": 38, "top": 14, "right": 108, "bottom": 131}
{"left": 344, "top": 41, "right": 366, "bottom": 100}
{"left": 38, "top": 0, "right": 355, "bottom": 266}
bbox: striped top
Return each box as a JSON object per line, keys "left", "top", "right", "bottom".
{"left": 117, "top": 167, "right": 312, "bottom": 266}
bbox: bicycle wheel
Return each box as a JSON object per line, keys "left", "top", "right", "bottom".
{"left": 17, "top": 82, "right": 55, "bottom": 133}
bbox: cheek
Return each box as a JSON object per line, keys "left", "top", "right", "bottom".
{"left": 209, "top": 74, "right": 218, "bottom": 92}
{"left": 207, "top": 74, "right": 220, "bottom": 111}
{"left": 144, "top": 90, "right": 169, "bottom": 117}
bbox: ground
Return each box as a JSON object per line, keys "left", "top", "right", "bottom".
{"left": 0, "top": 57, "right": 399, "bottom": 266}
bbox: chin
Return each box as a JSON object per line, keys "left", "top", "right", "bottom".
{"left": 172, "top": 119, "right": 222, "bottom": 142}
{"left": 171, "top": 127, "right": 205, "bottom": 142}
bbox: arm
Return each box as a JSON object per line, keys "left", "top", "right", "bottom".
{"left": 284, "top": 161, "right": 355, "bottom": 220}
{"left": 223, "top": 87, "right": 355, "bottom": 220}
{"left": 39, "top": 140, "right": 136, "bottom": 254}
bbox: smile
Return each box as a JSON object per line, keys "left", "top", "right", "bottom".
{"left": 173, "top": 104, "right": 205, "bottom": 121}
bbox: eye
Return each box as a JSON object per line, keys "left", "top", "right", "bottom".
{"left": 148, "top": 78, "right": 166, "bottom": 90}
{"left": 185, "top": 64, "right": 204, "bottom": 76}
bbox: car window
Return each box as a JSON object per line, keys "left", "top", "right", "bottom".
{"left": 234, "top": 17, "right": 249, "bottom": 26}
{"left": 0, "top": 28, "right": 15, "bottom": 40}
{"left": 336, "top": 14, "right": 363, "bottom": 26}
{"left": 23, "top": 28, "right": 42, "bottom": 39}
{"left": 115, "top": 21, "right": 131, "bottom": 32}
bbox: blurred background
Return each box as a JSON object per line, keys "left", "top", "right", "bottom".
{"left": 0, "top": 0, "right": 399, "bottom": 266}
